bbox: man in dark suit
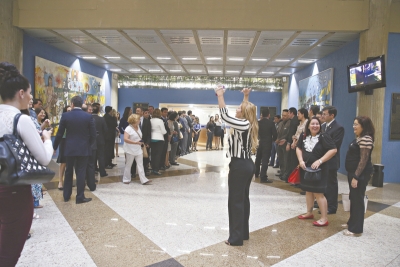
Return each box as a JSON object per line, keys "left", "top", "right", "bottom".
{"left": 186, "top": 110, "right": 193, "bottom": 153}
{"left": 92, "top": 103, "right": 108, "bottom": 178}
{"left": 269, "top": 115, "right": 281, "bottom": 168}
{"left": 160, "top": 107, "right": 171, "bottom": 170}
{"left": 321, "top": 106, "right": 344, "bottom": 214}
{"left": 255, "top": 108, "right": 277, "bottom": 183}
{"left": 53, "top": 96, "right": 96, "bottom": 204}
{"left": 283, "top": 107, "right": 300, "bottom": 182}
{"left": 84, "top": 105, "right": 97, "bottom": 191}
{"left": 103, "top": 106, "right": 118, "bottom": 168}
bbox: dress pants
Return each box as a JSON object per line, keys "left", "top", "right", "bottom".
{"left": 220, "top": 132, "right": 225, "bottom": 147}
{"left": 227, "top": 158, "right": 255, "bottom": 246}
{"left": 86, "top": 149, "right": 97, "bottom": 191}
{"left": 325, "top": 169, "right": 338, "bottom": 212}
{"left": 270, "top": 142, "right": 277, "bottom": 166}
{"left": 206, "top": 132, "right": 214, "bottom": 149}
{"left": 104, "top": 139, "right": 114, "bottom": 166}
{"left": 0, "top": 185, "right": 33, "bottom": 267}
{"left": 65, "top": 156, "right": 89, "bottom": 201}
{"left": 169, "top": 142, "right": 179, "bottom": 164}
{"left": 180, "top": 132, "right": 188, "bottom": 154}
{"left": 254, "top": 142, "right": 272, "bottom": 180}
{"left": 124, "top": 153, "right": 149, "bottom": 184}
{"left": 96, "top": 144, "right": 107, "bottom": 176}
{"left": 347, "top": 172, "right": 369, "bottom": 234}
{"left": 277, "top": 143, "right": 289, "bottom": 179}
{"left": 160, "top": 139, "right": 169, "bottom": 167}
{"left": 187, "top": 131, "right": 192, "bottom": 150}
{"left": 150, "top": 141, "right": 164, "bottom": 172}
{"left": 286, "top": 148, "right": 298, "bottom": 178}
{"left": 131, "top": 152, "right": 150, "bottom": 175}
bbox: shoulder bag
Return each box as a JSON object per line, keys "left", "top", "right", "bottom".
{"left": 0, "top": 113, "right": 55, "bottom": 185}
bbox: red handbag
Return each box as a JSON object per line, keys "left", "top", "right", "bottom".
{"left": 288, "top": 167, "right": 300, "bottom": 184}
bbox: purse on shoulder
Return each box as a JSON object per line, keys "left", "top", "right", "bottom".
{"left": 304, "top": 167, "right": 322, "bottom": 181}
{"left": 0, "top": 113, "right": 55, "bottom": 185}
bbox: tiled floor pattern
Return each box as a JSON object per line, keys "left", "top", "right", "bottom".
{"left": 18, "top": 148, "right": 400, "bottom": 266}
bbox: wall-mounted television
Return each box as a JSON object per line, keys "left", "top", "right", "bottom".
{"left": 347, "top": 55, "right": 386, "bottom": 93}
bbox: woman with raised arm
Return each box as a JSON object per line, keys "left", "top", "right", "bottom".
{"left": 216, "top": 87, "right": 259, "bottom": 246}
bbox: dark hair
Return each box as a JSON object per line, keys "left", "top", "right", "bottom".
{"left": 71, "top": 96, "right": 83, "bottom": 108}
{"left": 92, "top": 105, "right": 100, "bottom": 114}
{"left": 0, "top": 62, "right": 30, "bottom": 101}
{"left": 274, "top": 115, "right": 281, "bottom": 119}
{"left": 143, "top": 108, "right": 148, "bottom": 112}
{"left": 261, "top": 108, "right": 270, "bottom": 118}
{"left": 63, "top": 105, "right": 71, "bottom": 113}
{"left": 122, "top": 107, "right": 131, "bottom": 120}
{"left": 81, "top": 104, "right": 87, "bottom": 112}
{"left": 282, "top": 109, "right": 289, "bottom": 113}
{"left": 161, "top": 107, "right": 168, "bottom": 113}
{"left": 168, "top": 111, "right": 178, "bottom": 120}
{"left": 105, "top": 106, "right": 112, "bottom": 113}
{"left": 136, "top": 107, "right": 142, "bottom": 112}
{"left": 322, "top": 106, "right": 337, "bottom": 118}
{"left": 355, "top": 116, "right": 375, "bottom": 140}
{"left": 298, "top": 108, "right": 309, "bottom": 119}
{"left": 33, "top": 98, "right": 42, "bottom": 106}
{"left": 187, "top": 110, "right": 192, "bottom": 115}
{"left": 181, "top": 110, "right": 186, "bottom": 114}
{"left": 289, "top": 107, "right": 297, "bottom": 116}
{"left": 149, "top": 105, "right": 154, "bottom": 109}
{"left": 304, "top": 116, "right": 322, "bottom": 136}
{"left": 178, "top": 111, "right": 182, "bottom": 116}
{"left": 310, "top": 105, "right": 320, "bottom": 116}
{"left": 35, "top": 107, "right": 44, "bottom": 116}
{"left": 20, "top": 109, "right": 30, "bottom": 116}
{"left": 317, "top": 111, "right": 323, "bottom": 116}
{"left": 209, "top": 116, "right": 214, "bottom": 122}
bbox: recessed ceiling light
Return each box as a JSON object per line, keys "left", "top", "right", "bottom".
{"left": 131, "top": 56, "right": 146, "bottom": 60}
{"left": 208, "top": 70, "right": 222, "bottom": 73}
{"left": 206, "top": 57, "right": 222, "bottom": 60}
{"left": 129, "top": 69, "right": 141, "bottom": 72}
{"left": 190, "top": 70, "right": 202, "bottom": 72}
{"left": 252, "top": 58, "right": 267, "bottom": 61}
{"left": 226, "top": 70, "right": 240, "bottom": 73}
{"left": 228, "top": 57, "right": 244, "bottom": 61}
{"left": 275, "top": 59, "right": 291, "bottom": 62}
{"left": 110, "top": 69, "right": 121, "bottom": 72}
{"left": 157, "top": 57, "right": 171, "bottom": 60}
{"left": 82, "top": 56, "right": 96, "bottom": 59}
{"left": 169, "top": 70, "right": 181, "bottom": 72}
{"left": 245, "top": 71, "right": 256, "bottom": 74}
{"left": 262, "top": 71, "right": 274, "bottom": 74}
{"left": 182, "top": 57, "right": 198, "bottom": 60}
{"left": 279, "top": 72, "right": 291, "bottom": 75}
{"left": 297, "top": 59, "right": 317, "bottom": 63}
{"left": 149, "top": 69, "right": 161, "bottom": 72}
{"left": 105, "top": 56, "right": 120, "bottom": 59}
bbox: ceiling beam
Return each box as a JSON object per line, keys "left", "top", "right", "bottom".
{"left": 239, "top": 31, "right": 261, "bottom": 76}
{"left": 192, "top": 30, "right": 208, "bottom": 76}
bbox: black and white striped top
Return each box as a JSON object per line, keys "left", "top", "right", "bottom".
{"left": 219, "top": 107, "right": 252, "bottom": 159}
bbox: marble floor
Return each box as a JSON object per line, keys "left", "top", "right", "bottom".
{"left": 17, "top": 146, "right": 400, "bottom": 267}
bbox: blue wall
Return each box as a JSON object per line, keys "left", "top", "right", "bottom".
{"left": 22, "top": 32, "right": 112, "bottom": 105}
{"left": 288, "top": 39, "right": 360, "bottom": 175}
{"left": 118, "top": 88, "right": 282, "bottom": 117}
{"left": 382, "top": 33, "right": 400, "bottom": 183}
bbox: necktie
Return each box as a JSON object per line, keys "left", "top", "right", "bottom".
{"left": 139, "top": 121, "right": 142, "bottom": 130}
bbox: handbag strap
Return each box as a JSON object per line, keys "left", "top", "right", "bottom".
{"left": 12, "top": 113, "right": 22, "bottom": 137}
{"left": 131, "top": 126, "right": 142, "bottom": 140}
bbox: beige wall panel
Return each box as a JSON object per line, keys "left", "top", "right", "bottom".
{"left": 281, "top": 79, "right": 289, "bottom": 111}
{"left": 389, "top": 1, "right": 400, "bottom": 32}
{"left": 357, "top": 0, "right": 392, "bottom": 164}
{"left": 111, "top": 74, "right": 118, "bottom": 110}
{"left": 15, "top": 0, "right": 368, "bottom": 31}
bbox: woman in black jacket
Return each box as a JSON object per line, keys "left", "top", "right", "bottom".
{"left": 206, "top": 116, "right": 215, "bottom": 150}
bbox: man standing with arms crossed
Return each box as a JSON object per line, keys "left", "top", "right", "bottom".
{"left": 275, "top": 109, "right": 290, "bottom": 181}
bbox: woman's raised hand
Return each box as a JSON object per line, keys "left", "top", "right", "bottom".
{"left": 241, "top": 88, "right": 252, "bottom": 95}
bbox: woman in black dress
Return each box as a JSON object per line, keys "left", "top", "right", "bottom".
{"left": 343, "top": 116, "right": 374, "bottom": 236}
{"left": 57, "top": 105, "right": 71, "bottom": 190}
{"left": 296, "top": 117, "right": 337, "bottom": 226}
{"left": 206, "top": 116, "right": 215, "bottom": 150}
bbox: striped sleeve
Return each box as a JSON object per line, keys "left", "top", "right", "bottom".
{"left": 219, "top": 107, "right": 249, "bottom": 131}
{"left": 357, "top": 135, "right": 373, "bottom": 149}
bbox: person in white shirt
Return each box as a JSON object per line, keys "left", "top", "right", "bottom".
{"left": 122, "top": 114, "right": 151, "bottom": 185}
{"left": 150, "top": 109, "right": 167, "bottom": 175}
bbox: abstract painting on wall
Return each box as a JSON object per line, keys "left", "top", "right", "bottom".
{"left": 35, "top": 56, "right": 105, "bottom": 135}
{"left": 298, "top": 68, "right": 334, "bottom": 110}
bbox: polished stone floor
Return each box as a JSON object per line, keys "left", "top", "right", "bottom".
{"left": 17, "top": 146, "right": 400, "bottom": 267}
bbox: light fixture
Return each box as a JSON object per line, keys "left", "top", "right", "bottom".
{"left": 297, "top": 59, "right": 317, "bottom": 63}
{"left": 182, "top": 57, "right": 198, "bottom": 60}
{"left": 208, "top": 70, "right": 222, "bottom": 73}
{"left": 110, "top": 69, "right": 121, "bottom": 72}
{"left": 105, "top": 56, "right": 120, "bottom": 59}
{"left": 279, "top": 72, "right": 291, "bottom": 75}
{"left": 275, "top": 59, "right": 291, "bottom": 62}
{"left": 262, "top": 71, "right": 274, "bottom": 74}
{"left": 226, "top": 70, "right": 239, "bottom": 73}
{"left": 245, "top": 71, "right": 256, "bottom": 74}
{"left": 169, "top": 70, "right": 181, "bottom": 72}
{"left": 149, "top": 69, "right": 161, "bottom": 72}
{"left": 228, "top": 57, "right": 244, "bottom": 61}
{"left": 157, "top": 57, "right": 171, "bottom": 60}
{"left": 131, "top": 56, "right": 146, "bottom": 60}
{"left": 129, "top": 69, "right": 141, "bottom": 72}
{"left": 206, "top": 57, "right": 222, "bottom": 60}
{"left": 82, "top": 56, "right": 96, "bottom": 59}
{"left": 190, "top": 70, "right": 202, "bottom": 72}
{"left": 252, "top": 58, "right": 267, "bottom": 61}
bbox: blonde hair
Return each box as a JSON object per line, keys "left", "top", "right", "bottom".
{"left": 241, "top": 101, "right": 259, "bottom": 154}
{"left": 128, "top": 114, "right": 140, "bottom": 125}
{"left": 152, "top": 108, "right": 161, "bottom": 118}
{"left": 111, "top": 109, "right": 117, "bottom": 118}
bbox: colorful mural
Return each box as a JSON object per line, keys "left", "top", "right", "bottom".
{"left": 35, "top": 56, "right": 105, "bottom": 135}
{"left": 298, "top": 68, "right": 333, "bottom": 110}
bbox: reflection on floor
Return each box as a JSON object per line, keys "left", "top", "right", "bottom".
{"left": 18, "top": 147, "right": 400, "bottom": 267}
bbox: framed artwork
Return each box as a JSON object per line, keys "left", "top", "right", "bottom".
{"left": 298, "top": 68, "right": 334, "bottom": 110}
{"left": 390, "top": 93, "right": 400, "bottom": 140}
{"left": 34, "top": 56, "right": 105, "bottom": 135}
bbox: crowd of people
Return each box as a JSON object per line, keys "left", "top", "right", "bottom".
{"left": 0, "top": 61, "right": 375, "bottom": 266}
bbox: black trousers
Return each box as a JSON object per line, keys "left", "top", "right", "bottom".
{"left": 285, "top": 147, "right": 298, "bottom": 178}
{"left": 228, "top": 158, "right": 255, "bottom": 246}
{"left": 347, "top": 172, "right": 369, "bottom": 234}
{"left": 95, "top": 144, "right": 107, "bottom": 176}
{"left": 65, "top": 156, "right": 89, "bottom": 201}
{"left": 206, "top": 132, "right": 214, "bottom": 149}
{"left": 220, "top": 132, "right": 225, "bottom": 147}
{"left": 104, "top": 140, "right": 114, "bottom": 166}
{"left": 254, "top": 142, "right": 272, "bottom": 180}
{"left": 86, "top": 150, "right": 97, "bottom": 191}
{"left": 277, "top": 143, "right": 288, "bottom": 178}
{"left": 160, "top": 139, "right": 169, "bottom": 168}
{"left": 325, "top": 169, "right": 338, "bottom": 212}
{"left": 150, "top": 141, "right": 164, "bottom": 172}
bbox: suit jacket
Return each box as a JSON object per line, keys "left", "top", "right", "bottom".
{"left": 286, "top": 116, "right": 299, "bottom": 145}
{"left": 92, "top": 114, "right": 108, "bottom": 146}
{"left": 276, "top": 119, "right": 290, "bottom": 142}
{"left": 258, "top": 118, "right": 277, "bottom": 148}
{"left": 141, "top": 117, "right": 151, "bottom": 145}
{"left": 161, "top": 116, "right": 171, "bottom": 142}
{"left": 322, "top": 120, "right": 344, "bottom": 170}
{"left": 53, "top": 108, "right": 96, "bottom": 156}
{"left": 103, "top": 113, "right": 118, "bottom": 141}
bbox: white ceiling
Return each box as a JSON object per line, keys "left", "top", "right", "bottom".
{"left": 24, "top": 29, "right": 360, "bottom": 77}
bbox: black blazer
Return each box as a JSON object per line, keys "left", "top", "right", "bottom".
{"left": 141, "top": 118, "right": 151, "bottom": 145}
{"left": 258, "top": 118, "right": 277, "bottom": 148}
{"left": 103, "top": 113, "right": 118, "bottom": 141}
{"left": 287, "top": 116, "right": 299, "bottom": 145}
{"left": 53, "top": 108, "right": 96, "bottom": 156}
{"left": 92, "top": 114, "right": 108, "bottom": 146}
{"left": 322, "top": 120, "right": 344, "bottom": 170}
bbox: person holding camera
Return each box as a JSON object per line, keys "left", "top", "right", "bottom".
{"left": 122, "top": 114, "right": 152, "bottom": 185}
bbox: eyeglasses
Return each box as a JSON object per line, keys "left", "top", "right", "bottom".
{"left": 353, "top": 123, "right": 359, "bottom": 127}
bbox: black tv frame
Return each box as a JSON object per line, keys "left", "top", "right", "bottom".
{"left": 347, "top": 55, "right": 386, "bottom": 94}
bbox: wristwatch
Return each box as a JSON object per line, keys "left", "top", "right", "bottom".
{"left": 319, "top": 159, "right": 322, "bottom": 164}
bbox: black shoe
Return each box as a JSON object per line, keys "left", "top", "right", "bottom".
{"left": 95, "top": 179, "right": 99, "bottom": 183}
{"left": 300, "top": 191, "right": 306, "bottom": 195}
{"left": 268, "top": 164, "right": 274, "bottom": 166}
{"left": 64, "top": 198, "right": 70, "bottom": 202}
{"left": 318, "top": 210, "right": 336, "bottom": 214}
{"left": 160, "top": 166, "right": 166, "bottom": 171}
{"left": 293, "top": 184, "right": 301, "bottom": 188}
{"left": 276, "top": 174, "right": 282, "bottom": 177}
{"left": 76, "top": 198, "right": 92, "bottom": 204}
{"left": 152, "top": 170, "right": 161, "bottom": 175}
{"left": 314, "top": 201, "right": 319, "bottom": 209}
{"left": 94, "top": 171, "right": 99, "bottom": 174}
{"left": 100, "top": 173, "right": 108, "bottom": 177}
{"left": 131, "top": 174, "right": 136, "bottom": 178}
{"left": 255, "top": 174, "right": 259, "bottom": 178}
{"left": 110, "top": 163, "right": 117, "bottom": 167}
{"left": 260, "top": 179, "right": 273, "bottom": 183}
{"left": 105, "top": 165, "right": 113, "bottom": 169}
{"left": 27, "top": 233, "right": 31, "bottom": 240}
{"left": 273, "top": 165, "right": 279, "bottom": 168}
{"left": 171, "top": 162, "right": 179, "bottom": 166}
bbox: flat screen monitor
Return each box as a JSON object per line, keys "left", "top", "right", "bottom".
{"left": 347, "top": 55, "right": 386, "bottom": 93}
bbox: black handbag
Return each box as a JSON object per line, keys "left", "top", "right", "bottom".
{"left": 304, "top": 167, "right": 322, "bottom": 181}
{"left": 0, "top": 113, "right": 55, "bottom": 185}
